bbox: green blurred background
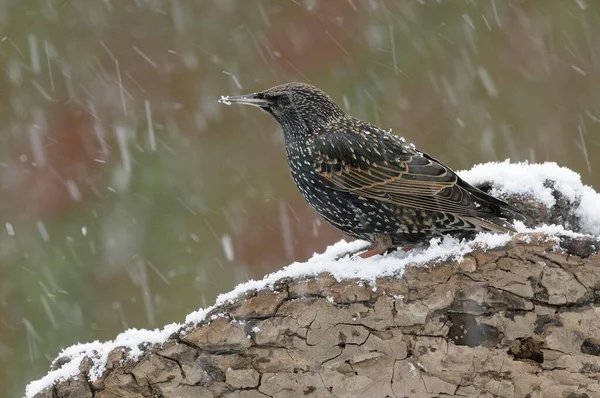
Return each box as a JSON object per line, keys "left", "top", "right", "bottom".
{"left": 1, "top": 1, "right": 599, "bottom": 396}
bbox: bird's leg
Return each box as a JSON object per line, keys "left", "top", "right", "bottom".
{"left": 358, "top": 234, "right": 393, "bottom": 258}
{"left": 333, "top": 244, "right": 370, "bottom": 260}
{"left": 332, "top": 238, "right": 385, "bottom": 260}
{"left": 358, "top": 247, "right": 385, "bottom": 258}
{"left": 359, "top": 242, "right": 415, "bottom": 258}
{"left": 400, "top": 244, "right": 415, "bottom": 252}
{"left": 335, "top": 235, "right": 416, "bottom": 260}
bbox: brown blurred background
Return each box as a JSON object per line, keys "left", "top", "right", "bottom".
{"left": 1, "top": 1, "right": 599, "bottom": 396}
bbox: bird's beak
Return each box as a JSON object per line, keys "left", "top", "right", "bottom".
{"left": 218, "top": 93, "right": 272, "bottom": 110}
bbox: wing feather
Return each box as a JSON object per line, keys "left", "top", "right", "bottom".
{"left": 312, "top": 130, "right": 518, "bottom": 228}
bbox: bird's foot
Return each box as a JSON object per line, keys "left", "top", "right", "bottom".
{"left": 358, "top": 247, "right": 385, "bottom": 258}
{"left": 334, "top": 235, "right": 418, "bottom": 260}
{"left": 400, "top": 245, "right": 415, "bottom": 253}
{"left": 356, "top": 244, "right": 414, "bottom": 258}
{"left": 333, "top": 244, "right": 370, "bottom": 261}
{"left": 334, "top": 244, "right": 415, "bottom": 260}
{"left": 355, "top": 234, "right": 394, "bottom": 258}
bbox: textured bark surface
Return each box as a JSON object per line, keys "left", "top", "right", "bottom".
{"left": 34, "top": 233, "right": 600, "bottom": 398}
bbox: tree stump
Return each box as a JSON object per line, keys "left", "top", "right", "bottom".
{"left": 30, "top": 233, "right": 600, "bottom": 398}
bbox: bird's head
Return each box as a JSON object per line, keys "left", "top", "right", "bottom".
{"left": 219, "top": 82, "right": 346, "bottom": 141}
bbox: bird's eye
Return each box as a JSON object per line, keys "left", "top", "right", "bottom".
{"left": 275, "top": 94, "right": 291, "bottom": 106}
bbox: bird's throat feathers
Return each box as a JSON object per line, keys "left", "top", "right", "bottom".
{"left": 275, "top": 104, "right": 347, "bottom": 144}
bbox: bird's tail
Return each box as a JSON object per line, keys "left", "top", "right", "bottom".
{"left": 460, "top": 177, "right": 528, "bottom": 229}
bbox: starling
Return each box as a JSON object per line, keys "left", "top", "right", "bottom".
{"left": 219, "top": 82, "right": 524, "bottom": 257}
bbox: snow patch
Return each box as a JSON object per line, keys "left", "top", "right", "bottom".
{"left": 25, "top": 324, "right": 180, "bottom": 397}
{"left": 25, "top": 356, "right": 85, "bottom": 398}
{"left": 218, "top": 95, "right": 232, "bottom": 105}
{"left": 460, "top": 161, "right": 600, "bottom": 236}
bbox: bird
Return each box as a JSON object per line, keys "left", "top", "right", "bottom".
{"left": 219, "top": 82, "right": 524, "bottom": 258}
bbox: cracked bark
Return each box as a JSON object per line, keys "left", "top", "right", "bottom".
{"left": 32, "top": 233, "right": 600, "bottom": 398}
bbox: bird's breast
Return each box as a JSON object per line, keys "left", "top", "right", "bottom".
{"left": 285, "top": 147, "right": 364, "bottom": 230}
{"left": 286, "top": 148, "right": 336, "bottom": 207}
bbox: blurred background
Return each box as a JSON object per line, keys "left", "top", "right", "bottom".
{"left": 1, "top": 1, "right": 599, "bottom": 396}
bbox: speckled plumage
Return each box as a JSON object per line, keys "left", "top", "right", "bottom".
{"left": 220, "top": 82, "right": 524, "bottom": 254}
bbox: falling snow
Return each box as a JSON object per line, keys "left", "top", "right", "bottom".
{"left": 5, "top": 222, "right": 15, "bottom": 236}
{"left": 221, "top": 234, "right": 235, "bottom": 262}
{"left": 3, "top": 2, "right": 600, "bottom": 397}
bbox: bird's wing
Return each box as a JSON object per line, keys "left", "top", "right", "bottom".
{"left": 312, "top": 130, "right": 514, "bottom": 223}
